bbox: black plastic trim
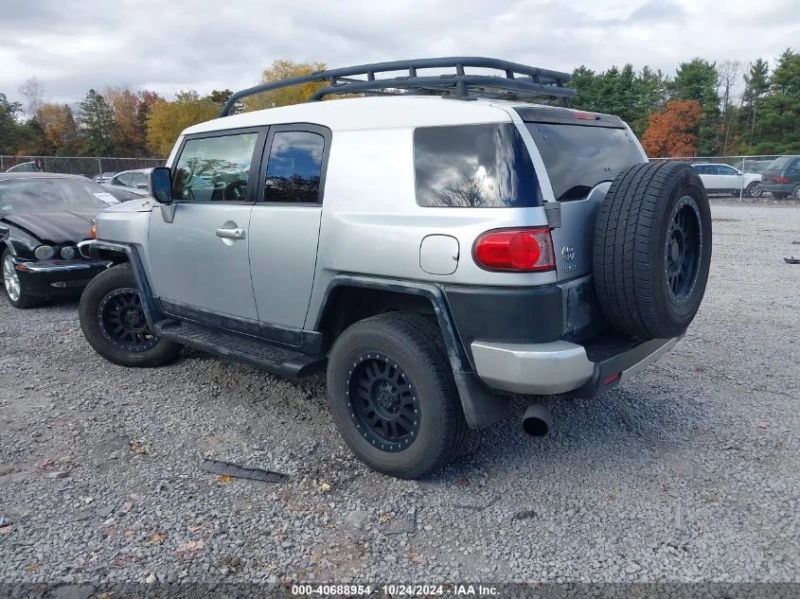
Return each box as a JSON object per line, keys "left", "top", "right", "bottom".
{"left": 161, "top": 299, "right": 263, "bottom": 338}
{"left": 569, "top": 337, "right": 675, "bottom": 399}
{"left": 444, "top": 284, "right": 564, "bottom": 367}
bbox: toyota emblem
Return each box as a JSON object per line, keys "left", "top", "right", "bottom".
{"left": 561, "top": 245, "right": 576, "bottom": 261}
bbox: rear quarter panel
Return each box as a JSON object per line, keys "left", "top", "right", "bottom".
{"left": 304, "top": 126, "right": 556, "bottom": 329}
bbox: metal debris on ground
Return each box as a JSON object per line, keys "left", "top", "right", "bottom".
{"left": 453, "top": 496, "right": 499, "bottom": 511}
{"left": 198, "top": 459, "right": 288, "bottom": 483}
{"left": 0, "top": 517, "right": 12, "bottom": 528}
{"left": 784, "top": 257, "right": 800, "bottom": 264}
{"left": 385, "top": 508, "right": 417, "bottom": 535}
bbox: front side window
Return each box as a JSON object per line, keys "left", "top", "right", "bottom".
{"left": 264, "top": 131, "right": 325, "bottom": 203}
{"left": 414, "top": 124, "right": 540, "bottom": 208}
{"left": 717, "top": 165, "right": 738, "bottom": 175}
{"left": 172, "top": 133, "right": 259, "bottom": 202}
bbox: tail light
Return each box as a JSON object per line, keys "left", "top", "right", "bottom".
{"left": 473, "top": 227, "right": 555, "bottom": 272}
{"left": 773, "top": 176, "right": 790, "bottom": 183}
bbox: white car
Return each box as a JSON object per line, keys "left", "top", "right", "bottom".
{"left": 691, "top": 163, "right": 762, "bottom": 197}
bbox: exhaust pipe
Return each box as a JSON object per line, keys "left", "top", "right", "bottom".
{"left": 522, "top": 403, "right": 551, "bottom": 438}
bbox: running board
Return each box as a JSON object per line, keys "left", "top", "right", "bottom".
{"left": 153, "top": 319, "right": 326, "bottom": 379}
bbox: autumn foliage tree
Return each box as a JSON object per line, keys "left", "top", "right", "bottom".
{"left": 145, "top": 91, "right": 219, "bottom": 157}
{"left": 641, "top": 99, "right": 703, "bottom": 157}
{"left": 244, "top": 60, "right": 326, "bottom": 112}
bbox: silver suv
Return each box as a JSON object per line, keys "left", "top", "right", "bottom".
{"left": 77, "top": 58, "right": 712, "bottom": 479}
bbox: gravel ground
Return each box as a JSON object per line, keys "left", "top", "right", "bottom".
{"left": 0, "top": 203, "right": 799, "bottom": 586}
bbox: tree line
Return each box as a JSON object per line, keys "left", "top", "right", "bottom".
{"left": 1, "top": 53, "right": 799, "bottom": 160}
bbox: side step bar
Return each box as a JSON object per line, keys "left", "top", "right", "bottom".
{"left": 154, "top": 319, "right": 326, "bottom": 380}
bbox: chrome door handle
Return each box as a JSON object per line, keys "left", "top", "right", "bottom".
{"left": 215, "top": 227, "right": 246, "bottom": 240}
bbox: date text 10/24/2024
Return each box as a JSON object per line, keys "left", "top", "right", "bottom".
{"left": 291, "top": 584, "right": 499, "bottom": 596}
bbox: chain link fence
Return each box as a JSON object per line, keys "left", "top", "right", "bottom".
{"left": 0, "top": 155, "right": 166, "bottom": 179}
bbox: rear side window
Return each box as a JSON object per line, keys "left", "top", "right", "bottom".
{"left": 526, "top": 124, "right": 643, "bottom": 201}
{"left": 414, "top": 124, "right": 540, "bottom": 208}
{"left": 264, "top": 131, "right": 325, "bottom": 204}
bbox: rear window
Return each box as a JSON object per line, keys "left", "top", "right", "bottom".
{"left": 414, "top": 124, "right": 541, "bottom": 208}
{"left": 765, "top": 156, "right": 794, "bottom": 172}
{"left": 526, "top": 124, "right": 644, "bottom": 201}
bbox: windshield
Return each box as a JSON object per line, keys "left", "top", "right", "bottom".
{"left": 526, "top": 123, "right": 644, "bottom": 201}
{"left": 0, "top": 178, "right": 111, "bottom": 215}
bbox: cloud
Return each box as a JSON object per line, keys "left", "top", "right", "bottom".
{"left": 626, "top": 0, "right": 685, "bottom": 23}
{"left": 0, "top": 0, "right": 798, "bottom": 109}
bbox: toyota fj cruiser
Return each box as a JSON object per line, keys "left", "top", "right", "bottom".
{"left": 77, "top": 58, "right": 712, "bottom": 479}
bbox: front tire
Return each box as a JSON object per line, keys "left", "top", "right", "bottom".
{"left": 79, "top": 263, "right": 180, "bottom": 367}
{"left": 1, "top": 249, "right": 37, "bottom": 309}
{"left": 326, "top": 312, "right": 470, "bottom": 479}
{"left": 745, "top": 182, "right": 761, "bottom": 198}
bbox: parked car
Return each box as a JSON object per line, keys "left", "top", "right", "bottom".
{"left": 102, "top": 168, "right": 153, "bottom": 201}
{"left": 94, "top": 172, "right": 117, "bottom": 184}
{"left": 759, "top": 155, "right": 800, "bottom": 199}
{"left": 691, "top": 163, "right": 762, "bottom": 197}
{"left": 0, "top": 173, "right": 115, "bottom": 308}
{"left": 77, "top": 57, "right": 712, "bottom": 479}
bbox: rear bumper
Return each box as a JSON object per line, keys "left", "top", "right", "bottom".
{"left": 471, "top": 335, "right": 680, "bottom": 397}
{"left": 759, "top": 183, "right": 795, "bottom": 194}
{"left": 13, "top": 258, "right": 110, "bottom": 296}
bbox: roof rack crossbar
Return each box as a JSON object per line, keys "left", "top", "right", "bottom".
{"left": 218, "top": 57, "right": 574, "bottom": 117}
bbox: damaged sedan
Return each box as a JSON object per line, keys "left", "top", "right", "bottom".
{"left": 0, "top": 173, "right": 116, "bottom": 308}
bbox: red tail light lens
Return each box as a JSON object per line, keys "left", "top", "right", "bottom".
{"left": 773, "top": 176, "right": 790, "bottom": 183}
{"left": 474, "top": 228, "right": 555, "bottom": 272}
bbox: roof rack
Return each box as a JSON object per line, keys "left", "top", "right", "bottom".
{"left": 218, "top": 57, "right": 575, "bottom": 117}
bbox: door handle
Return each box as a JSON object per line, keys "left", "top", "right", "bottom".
{"left": 215, "top": 227, "right": 246, "bottom": 240}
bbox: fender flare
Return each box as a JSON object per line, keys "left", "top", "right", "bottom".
{"left": 79, "top": 240, "right": 164, "bottom": 329}
{"left": 316, "top": 275, "right": 511, "bottom": 430}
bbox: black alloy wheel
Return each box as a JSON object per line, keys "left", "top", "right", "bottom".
{"left": 97, "top": 287, "right": 158, "bottom": 352}
{"left": 665, "top": 196, "right": 703, "bottom": 307}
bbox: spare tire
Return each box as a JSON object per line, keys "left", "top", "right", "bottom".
{"left": 593, "top": 161, "right": 712, "bottom": 339}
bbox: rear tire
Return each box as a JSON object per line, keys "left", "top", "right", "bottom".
{"left": 79, "top": 263, "right": 180, "bottom": 367}
{"left": 326, "top": 312, "right": 470, "bottom": 479}
{"left": 593, "top": 162, "right": 712, "bottom": 339}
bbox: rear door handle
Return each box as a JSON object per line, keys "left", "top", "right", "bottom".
{"left": 215, "top": 227, "right": 246, "bottom": 240}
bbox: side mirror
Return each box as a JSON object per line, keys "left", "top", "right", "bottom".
{"left": 150, "top": 167, "right": 173, "bottom": 203}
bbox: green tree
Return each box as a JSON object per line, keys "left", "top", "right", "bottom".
{"left": 0, "top": 93, "right": 24, "bottom": 155}
{"left": 754, "top": 49, "right": 800, "bottom": 154}
{"left": 670, "top": 58, "right": 720, "bottom": 155}
{"left": 78, "top": 89, "right": 115, "bottom": 156}
{"left": 740, "top": 59, "right": 771, "bottom": 149}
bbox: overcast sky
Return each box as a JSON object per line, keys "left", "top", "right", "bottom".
{"left": 1, "top": 0, "right": 797, "bottom": 109}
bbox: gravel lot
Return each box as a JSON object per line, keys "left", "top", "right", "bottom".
{"left": 1, "top": 203, "right": 799, "bottom": 586}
